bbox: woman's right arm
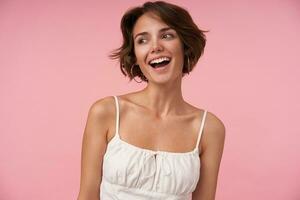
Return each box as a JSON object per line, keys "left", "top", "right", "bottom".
{"left": 77, "top": 97, "right": 113, "bottom": 200}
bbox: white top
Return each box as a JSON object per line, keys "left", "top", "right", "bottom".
{"left": 100, "top": 96, "right": 207, "bottom": 200}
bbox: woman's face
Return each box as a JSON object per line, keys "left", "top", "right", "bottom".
{"left": 132, "top": 12, "right": 184, "bottom": 84}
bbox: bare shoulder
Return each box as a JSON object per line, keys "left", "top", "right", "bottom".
{"left": 86, "top": 96, "right": 116, "bottom": 136}
{"left": 89, "top": 96, "right": 115, "bottom": 117}
{"left": 201, "top": 111, "right": 226, "bottom": 151}
{"left": 205, "top": 111, "right": 226, "bottom": 136}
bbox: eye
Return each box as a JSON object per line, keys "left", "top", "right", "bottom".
{"left": 162, "top": 33, "right": 174, "bottom": 39}
{"left": 137, "top": 38, "right": 147, "bottom": 44}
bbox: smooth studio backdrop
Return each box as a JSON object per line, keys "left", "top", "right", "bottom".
{"left": 1, "top": 0, "right": 299, "bottom": 199}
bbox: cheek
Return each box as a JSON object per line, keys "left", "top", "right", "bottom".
{"left": 134, "top": 45, "right": 148, "bottom": 62}
{"left": 167, "top": 40, "right": 184, "bottom": 56}
{"left": 173, "top": 45, "right": 184, "bottom": 61}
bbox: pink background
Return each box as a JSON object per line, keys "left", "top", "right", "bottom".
{"left": 1, "top": 0, "right": 299, "bottom": 199}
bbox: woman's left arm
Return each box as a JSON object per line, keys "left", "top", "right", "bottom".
{"left": 192, "top": 112, "right": 226, "bottom": 200}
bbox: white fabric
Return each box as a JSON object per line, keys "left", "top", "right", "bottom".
{"left": 100, "top": 96, "right": 207, "bottom": 200}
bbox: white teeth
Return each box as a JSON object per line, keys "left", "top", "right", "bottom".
{"left": 149, "top": 57, "right": 170, "bottom": 65}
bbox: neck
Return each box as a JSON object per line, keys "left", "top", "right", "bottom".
{"left": 140, "top": 76, "right": 185, "bottom": 118}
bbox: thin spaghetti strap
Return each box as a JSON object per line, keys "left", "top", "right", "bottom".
{"left": 195, "top": 110, "right": 207, "bottom": 151}
{"left": 113, "top": 96, "right": 120, "bottom": 138}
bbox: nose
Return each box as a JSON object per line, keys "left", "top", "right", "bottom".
{"left": 150, "top": 40, "right": 163, "bottom": 53}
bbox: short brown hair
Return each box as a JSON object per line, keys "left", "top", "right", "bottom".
{"left": 110, "top": 1, "right": 208, "bottom": 82}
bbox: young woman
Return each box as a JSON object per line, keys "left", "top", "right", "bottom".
{"left": 78, "top": 1, "right": 225, "bottom": 200}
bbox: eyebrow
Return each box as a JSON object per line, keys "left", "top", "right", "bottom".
{"left": 134, "top": 27, "right": 173, "bottom": 39}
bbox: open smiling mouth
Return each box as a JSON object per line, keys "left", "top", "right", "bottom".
{"left": 149, "top": 57, "right": 171, "bottom": 69}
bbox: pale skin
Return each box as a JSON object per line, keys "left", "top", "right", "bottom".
{"left": 77, "top": 12, "right": 225, "bottom": 200}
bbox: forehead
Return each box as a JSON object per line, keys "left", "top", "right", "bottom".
{"left": 133, "top": 12, "right": 170, "bottom": 35}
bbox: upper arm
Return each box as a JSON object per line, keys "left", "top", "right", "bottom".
{"left": 192, "top": 112, "right": 226, "bottom": 200}
{"left": 77, "top": 97, "right": 114, "bottom": 200}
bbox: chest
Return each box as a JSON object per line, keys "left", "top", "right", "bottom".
{"left": 107, "top": 107, "right": 201, "bottom": 153}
